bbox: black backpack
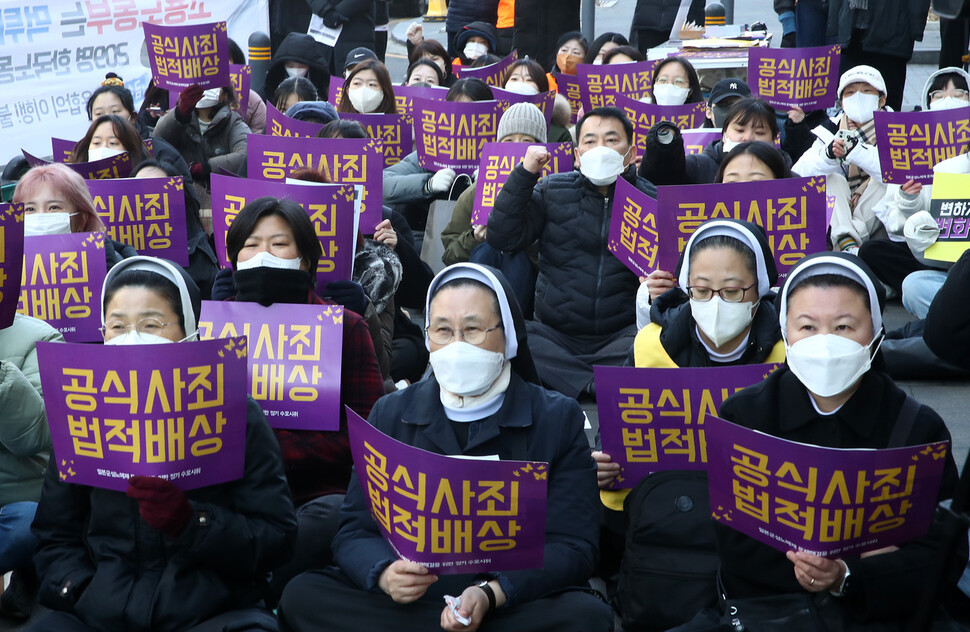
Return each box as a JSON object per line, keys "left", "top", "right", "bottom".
{"left": 615, "top": 469, "right": 720, "bottom": 632}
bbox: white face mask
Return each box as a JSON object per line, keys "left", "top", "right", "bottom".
{"left": 721, "top": 138, "right": 740, "bottom": 153}
{"left": 429, "top": 341, "right": 506, "bottom": 397}
{"left": 105, "top": 331, "right": 175, "bottom": 346}
{"left": 929, "top": 97, "right": 970, "bottom": 111}
{"left": 348, "top": 86, "right": 384, "bottom": 113}
{"left": 653, "top": 84, "right": 690, "bottom": 106}
{"left": 504, "top": 82, "right": 539, "bottom": 96}
{"left": 86, "top": 146, "right": 125, "bottom": 162}
{"left": 785, "top": 333, "right": 881, "bottom": 398}
{"left": 286, "top": 66, "right": 308, "bottom": 78}
{"left": 690, "top": 297, "right": 758, "bottom": 348}
{"left": 578, "top": 145, "right": 629, "bottom": 186}
{"left": 236, "top": 251, "right": 303, "bottom": 271}
{"left": 463, "top": 42, "right": 488, "bottom": 61}
{"left": 841, "top": 92, "right": 881, "bottom": 124}
{"left": 25, "top": 212, "right": 75, "bottom": 236}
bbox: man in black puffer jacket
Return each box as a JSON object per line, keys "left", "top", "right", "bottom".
{"left": 488, "top": 106, "right": 657, "bottom": 398}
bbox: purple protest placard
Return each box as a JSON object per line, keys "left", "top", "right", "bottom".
{"left": 266, "top": 102, "right": 326, "bottom": 138}
{"left": 340, "top": 113, "right": 415, "bottom": 168}
{"left": 656, "top": 176, "right": 828, "bottom": 279}
{"left": 594, "top": 365, "right": 778, "bottom": 489}
{"left": 0, "top": 203, "right": 24, "bottom": 330}
{"left": 924, "top": 172, "right": 970, "bottom": 261}
{"left": 874, "top": 108, "right": 970, "bottom": 183}
{"left": 18, "top": 232, "right": 107, "bottom": 342}
{"left": 23, "top": 151, "right": 133, "bottom": 180}
{"left": 230, "top": 64, "right": 251, "bottom": 116}
{"left": 556, "top": 74, "right": 583, "bottom": 124}
{"left": 87, "top": 176, "right": 189, "bottom": 265}
{"left": 210, "top": 175, "right": 357, "bottom": 284}
{"left": 491, "top": 88, "right": 556, "bottom": 127}
{"left": 247, "top": 135, "right": 384, "bottom": 233}
{"left": 37, "top": 337, "right": 249, "bottom": 492}
{"left": 577, "top": 60, "right": 659, "bottom": 112}
{"left": 707, "top": 415, "right": 948, "bottom": 557}
{"left": 682, "top": 130, "right": 721, "bottom": 155}
{"left": 615, "top": 94, "right": 706, "bottom": 159}
{"left": 393, "top": 83, "right": 449, "bottom": 122}
{"left": 347, "top": 408, "right": 548, "bottom": 574}
{"left": 144, "top": 21, "right": 231, "bottom": 91}
{"left": 328, "top": 76, "right": 344, "bottom": 108}
{"left": 608, "top": 177, "right": 660, "bottom": 276}
{"left": 748, "top": 45, "right": 841, "bottom": 110}
{"left": 455, "top": 52, "right": 517, "bottom": 87}
{"left": 470, "top": 142, "right": 573, "bottom": 226}
{"left": 51, "top": 138, "right": 76, "bottom": 162}
{"left": 414, "top": 97, "right": 505, "bottom": 174}
{"left": 199, "top": 301, "right": 343, "bottom": 430}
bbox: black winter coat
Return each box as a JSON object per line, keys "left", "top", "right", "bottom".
{"left": 633, "top": 0, "right": 705, "bottom": 32}
{"left": 487, "top": 164, "right": 656, "bottom": 337}
{"left": 512, "top": 0, "right": 580, "bottom": 71}
{"left": 716, "top": 368, "right": 961, "bottom": 622}
{"left": 639, "top": 132, "right": 723, "bottom": 185}
{"left": 32, "top": 397, "right": 297, "bottom": 632}
{"left": 925, "top": 249, "right": 970, "bottom": 369}
{"left": 827, "top": 0, "right": 931, "bottom": 60}
{"left": 267, "top": 1, "right": 374, "bottom": 78}
{"left": 445, "top": 0, "right": 500, "bottom": 35}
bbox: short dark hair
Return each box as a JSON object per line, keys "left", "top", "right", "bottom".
{"left": 928, "top": 71, "right": 969, "bottom": 95}
{"left": 715, "top": 141, "right": 791, "bottom": 182}
{"left": 585, "top": 32, "right": 629, "bottom": 65}
{"left": 721, "top": 97, "right": 779, "bottom": 139}
{"left": 71, "top": 114, "right": 147, "bottom": 168}
{"left": 405, "top": 58, "right": 446, "bottom": 86}
{"left": 411, "top": 40, "right": 452, "bottom": 76}
{"left": 653, "top": 57, "right": 704, "bottom": 104}
{"left": 504, "top": 59, "right": 549, "bottom": 93}
{"left": 576, "top": 106, "right": 634, "bottom": 145}
{"left": 226, "top": 197, "right": 323, "bottom": 279}
{"left": 317, "top": 120, "right": 370, "bottom": 139}
{"left": 103, "top": 269, "right": 186, "bottom": 333}
{"left": 273, "top": 76, "right": 318, "bottom": 113}
{"left": 555, "top": 31, "right": 589, "bottom": 56}
{"left": 86, "top": 82, "right": 135, "bottom": 120}
{"left": 227, "top": 38, "right": 245, "bottom": 65}
{"left": 602, "top": 45, "right": 645, "bottom": 64}
{"left": 689, "top": 235, "right": 756, "bottom": 279}
{"left": 446, "top": 78, "right": 494, "bottom": 102}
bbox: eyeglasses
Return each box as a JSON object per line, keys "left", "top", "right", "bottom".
{"left": 426, "top": 324, "right": 503, "bottom": 345}
{"left": 686, "top": 282, "right": 756, "bottom": 303}
{"left": 929, "top": 89, "right": 969, "bottom": 101}
{"left": 100, "top": 317, "right": 176, "bottom": 338}
{"left": 655, "top": 77, "right": 688, "bottom": 87}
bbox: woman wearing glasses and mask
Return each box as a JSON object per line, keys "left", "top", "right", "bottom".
{"left": 30, "top": 256, "right": 297, "bottom": 632}
{"left": 279, "top": 262, "right": 611, "bottom": 632}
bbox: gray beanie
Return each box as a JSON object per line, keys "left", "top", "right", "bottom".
{"left": 496, "top": 102, "right": 547, "bottom": 143}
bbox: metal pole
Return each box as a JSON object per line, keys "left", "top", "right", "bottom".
{"left": 581, "top": 0, "right": 595, "bottom": 44}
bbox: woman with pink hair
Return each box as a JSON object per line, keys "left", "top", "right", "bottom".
{"left": 13, "top": 163, "right": 137, "bottom": 268}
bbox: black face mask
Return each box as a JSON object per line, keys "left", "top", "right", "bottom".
{"left": 233, "top": 268, "right": 313, "bottom": 306}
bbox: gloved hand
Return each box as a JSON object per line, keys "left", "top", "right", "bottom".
{"left": 176, "top": 84, "right": 204, "bottom": 123}
{"left": 903, "top": 210, "right": 941, "bottom": 255}
{"left": 126, "top": 476, "right": 192, "bottom": 539}
{"left": 425, "top": 168, "right": 457, "bottom": 196}
{"left": 323, "top": 280, "right": 369, "bottom": 316}
{"left": 189, "top": 161, "right": 208, "bottom": 180}
{"left": 211, "top": 267, "right": 237, "bottom": 300}
{"left": 322, "top": 9, "right": 344, "bottom": 28}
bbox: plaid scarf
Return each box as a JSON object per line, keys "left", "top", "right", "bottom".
{"left": 841, "top": 115, "right": 876, "bottom": 209}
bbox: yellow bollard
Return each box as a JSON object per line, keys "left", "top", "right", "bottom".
{"left": 425, "top": 0, "right": 447, "bottom": 22}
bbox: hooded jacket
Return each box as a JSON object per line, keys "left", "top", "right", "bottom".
{"left": 487, "top": 163, "right": 657, "bottom": 338}
{"left": 261, "top": 33, "right": 333, "bottom": 103}
{"left": 153, "top": 104, "right": 250, "bottom": 177}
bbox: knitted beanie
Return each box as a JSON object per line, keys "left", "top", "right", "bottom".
{"left": 496, "top": 102, "right": 547, "bottom": 143}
